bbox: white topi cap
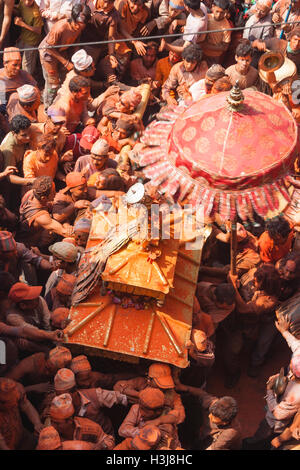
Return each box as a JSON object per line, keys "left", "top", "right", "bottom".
{"left": 71, "top": 49, "right": 93, "bottom": 71}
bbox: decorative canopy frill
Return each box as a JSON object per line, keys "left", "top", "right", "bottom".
{"left": 132, "top": 89, "right": 299, "bottom": 222}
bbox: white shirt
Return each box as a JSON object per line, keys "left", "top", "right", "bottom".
{"left": 39, "top": 0, "right": 94, "bottom": 33}
{"left": 189, "top": 78, "right": 206, "bottom": 101}
{"left": 183, "top": 3, "right": 208, "bottom": 43}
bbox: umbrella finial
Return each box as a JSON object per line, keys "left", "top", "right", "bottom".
{"left": 227, "top": 81, "right": 244, "bottom": 111}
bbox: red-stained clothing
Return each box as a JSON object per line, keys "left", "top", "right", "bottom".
{"left": 130, "top": 58, "right": 157, "bottom": 82}
{"left": 6, "top": 92, "right": 38, "bottom": 122}
{"left": 196, "top": 282, "right": 235, "bottom": 326}
{"left": 162, "top": 60, "right": 208, "bottom": 101}
{"left": 23, "top": 149, "right": 58, "bottom": 179}
{"left": 258, "top": 229, "right": 294, "bottom": 263}
{"left": 0, "top": 382, "right": 27, "bottom": 450}
{"left": 41, "top": 387, "right": 127, "bottom": 436}
{"left": 113, "top": 377, "right": 185, "bottom": 425}
{"left": 71, "top": 416, "right": 115, "bottom": 449}
{"left": 118, "top": 403, "right": 179, "bottom": 442}
{"left": 39, "top": 19, "right": 82, "bottom": 63}
{"left": 0, "top": 69, "right": 37, "bottom": 104}
{"left": 19, "top": 189, "right": 50, "bottom": 227}
{"left": 195, "top": 388, "right": 242, "bottom": 450}
{"left": 77, "top": 370, "right": 122, "bottom": 390}
{"left": 116, "top": 0, "right": 149, "bottom": 36}
{"left": 74, "top": 154, "right": 117, "bottom": 180}
{"left": 74, "top": 388, "right": 127, "bottom": 435}
{"left": 6, "top": 296, "right": 51, "bottom": 331}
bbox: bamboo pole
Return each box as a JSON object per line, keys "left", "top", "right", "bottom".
{"left": 230, "top": 219, "right": 237, "bottom": 275}
{"left": 66, "top": 303, "right": 107, "bottom": 337}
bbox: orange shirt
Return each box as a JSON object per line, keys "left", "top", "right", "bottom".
{"left": 30, "top": 122, "right": 66, "bottom": 154}
{"left": 155, "top": 56, "right": 173, "bottom": 87}
{"left": 23, "top": 149, "right": 58, "bottom": 179}
{"left": 116, "top": 0, "right": 149, "bottom": 35}
{"left": 0, "top": 382, "right": 25, "bottom": 450}
{"left": 258, "top": 229, "right": 294, "bottom": 263}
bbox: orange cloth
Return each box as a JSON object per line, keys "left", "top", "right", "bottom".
{"left": 103, "top": 133, "right": 121, "bottom": 153}
{"left": 155, "top": 56, "right": 173, "bottom": 87}
{"left": 23, "top": 149, "right": 58, "bottom": 179}
{"left": 258, "top": 229, "right": 294, "bottom": 263}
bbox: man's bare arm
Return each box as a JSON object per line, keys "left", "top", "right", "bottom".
{"left": 0, "top": 0, "right": 14, "bottom": 49}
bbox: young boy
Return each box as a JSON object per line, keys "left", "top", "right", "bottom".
{"left": 14, "top": 0, "right": 43, "bottom": 75}
{"left": 225, "top": 41, "right": 259, "bottom": 89}
{"left": 201, "top": 0, "right": 232, "bottom": 65}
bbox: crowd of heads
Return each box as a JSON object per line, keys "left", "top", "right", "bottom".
{"left": 0, "top": 0, "right": 299, "bottom": 452}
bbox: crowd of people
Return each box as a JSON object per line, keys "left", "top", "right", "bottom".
{"left": 0, "top": 0, "right": 300, "bottom": 452}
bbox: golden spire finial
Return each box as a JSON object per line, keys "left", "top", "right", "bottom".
{"left": 227, "top": 81, "right": 244, "bottom": 111}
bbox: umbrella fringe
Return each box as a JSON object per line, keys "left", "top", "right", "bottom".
{"left": 141, "top": 121, "right": 173, "bottom": 147}
{"left": 274, "top": 179, "right": 292, "bottom": 203}
{"left": 236, "top": 194, "right": 248, "bottom": 221}
{"left": 263, "top": 185, "right": 276, "bottom": 212}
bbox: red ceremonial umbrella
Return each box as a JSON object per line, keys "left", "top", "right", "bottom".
{"left": 133, "top": 83, "right": 299, "bottom": 272}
